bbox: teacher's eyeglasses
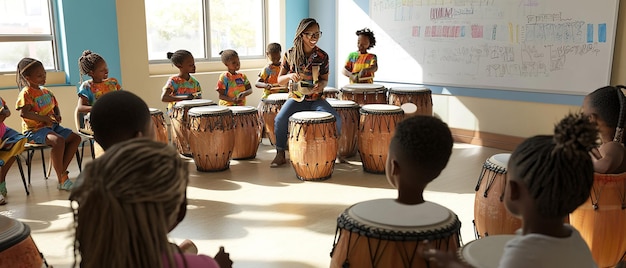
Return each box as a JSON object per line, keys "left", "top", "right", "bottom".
{"left": 302, "top": 31, "right": 322, "bottom": 39}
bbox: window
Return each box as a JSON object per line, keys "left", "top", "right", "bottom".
{"left": 0, "top": 0, "right": 57, "bottom": 72}
{"left": 145, "top": 0, "right": 266, "bottom": 62}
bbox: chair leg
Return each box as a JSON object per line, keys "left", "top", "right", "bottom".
{"left": 40, "top": 148, "right": 49, "bottom": 180}
{"left": 76, "top": 147, "right": 82, "bottom": 172}
{"left": 15, "top": 155, "right": 29, "bottom": 195}
{"left": 26, "top": 149, "right": 33, "bottom": 185}
{"left": 90, "top": 139, "right": 95, "bottom": 159}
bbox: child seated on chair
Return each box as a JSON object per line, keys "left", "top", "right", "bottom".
{"left": 75, "top": 50, "right": 122, "bottom": 134}
{"left": 385, "top": 115, "right": 453, "bottom": 205}
{"left": 0, "top": 97, "right": 27, "bottom": 205}
{"left": 423, "top": 113, "right": 598, "bottom": 268}
{"left": 16, "top": 58, "right": 81, "bottom": 191}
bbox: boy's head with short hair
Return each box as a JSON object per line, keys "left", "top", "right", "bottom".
{"left": 386, "top": 116, "right": 453, "bottom": 204}
{"left": 90, "top": 90, "right": 153, "bottom": 150}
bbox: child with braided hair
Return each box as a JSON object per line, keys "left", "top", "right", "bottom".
{"left": 71, "top": 138, "right": 232, "bottom": 268}
{"left": 582, "top": 85, "right": 626, "bottom": 174}
{"left": 342, "top": 28, "right": 378, "bottom": 84}
{"left": 424, "top": 113, "right": 598, "bottom": 267}
{"left": 16, "top": 58, "right": 81, "bottom": 191}
{"left": 76, "top": 50, "right": 122, "bottom": 114}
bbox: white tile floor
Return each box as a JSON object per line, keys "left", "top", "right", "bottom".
{"left": 0, "top": 140, "right": 506, "bottom": 268}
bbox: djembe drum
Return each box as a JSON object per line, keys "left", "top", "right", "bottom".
{"left": 458, "top": 235, "right": 515, "bottom": 268}
{"left": 330, "top": 199, "right": 461, "bottom": 268}
{"left": 358, "top": 104, "right": 404, "bottom": 173}
{"left": 341, "top": 84, "right": 388, "bottom": 106}
{"left": 473, "top": 153, "right": 522, "bottom": 238}
{"left": 261, "top": 93, "right": 289, "bottom": 146}
{"left": 149, "top": 108, "right": 168, "bottom": 144}
{"left": 323, "top": 87, "right": 340, "bottom": 99}
{"left": 327, "top": 99, "right": 359, "bottom": 158}
{"left": 570, "top": 172, "right": 626, "bottom": 268}
{"left": 187, "top": 106, "right": 234, "bottom": 172}
{"left": 0, "top": 215, "right": 47, "bottom": 267}
{"left": 170, "top": 99, "right": 215, "bottom": 156}
{"left": 229, "top": 106, "right": 261, "bottom": 160}
{"left": 388, "top": 87, "right": 433, "bottom": 116}
{"left": 288, "top": 111, "right": 338, "bottom": 181}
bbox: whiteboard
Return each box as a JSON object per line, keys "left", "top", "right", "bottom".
{"left": 366, "top": 0, "right": 619, "bottom": 95}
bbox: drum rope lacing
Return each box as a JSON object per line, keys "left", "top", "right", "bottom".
{"left": 589, "top": 177, "right": 626, "bottom": 210}
{"left": 330, "top": 211, "right": 462, "bottom": 267}
{"left": 475, "top": 158, "right": 508, "bottom": 201}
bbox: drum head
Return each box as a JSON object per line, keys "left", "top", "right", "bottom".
{"left": 342, "top": 83, "right": 385, "bottom": 92}
{"left": 361, "top": 104, "right": 403, "bottom": 113}
{"left": 460, "top": 235, "right": 516, "bottom": 268}
{"left": 290, "top": 111, "right": 334, "bottom": 121}
{"left": 327, "top": 99, "right": 358, "bottom": 108}
{"left": 350, "top": 199, "right": 452, "bottom": 228}
{"left": 228, "top": 106, "right": 257, "bottom": 114}
{"left": 323, "top": 87, "right": 339, "bottom": 92}
{"left": 267, "top": 93, "right": 290, "bottom": 100}
{"left": 174, "top": 99, "right": 215, "bottom": 108}
{"left": 389, "top": 87, "right": 431, "bottom": 93}
{"left": 0, "top": 215, "right": 30, "bottom": 252}
{"left": 149, "top": 108, "right": 162, "bottom": 114}
{"left": 488, "top": 153, "right": 511, "bottom": 169}
{"left": 188, "top": 106, "right": 229, "bottom": 116}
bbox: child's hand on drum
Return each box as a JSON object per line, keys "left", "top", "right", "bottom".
{"left": 214, "top": 246, "right": 233, "bottom": 268}
{"left": 421, "top": 241, "right": 469, "bottom": 268}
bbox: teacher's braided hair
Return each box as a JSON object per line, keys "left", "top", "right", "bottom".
{"left": 71, "top": 138, "right": 188, "bottom": 268}
{"left": 509, "top": 113, "right": 598, "bottom": 218}
{"left": 288, "top": 18, "right": 319, "bottom": 71}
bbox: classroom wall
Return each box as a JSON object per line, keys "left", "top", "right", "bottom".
{"left": 4, "top": 1, "right": 622, "bottom": 142}
{"left": 334, "top": 0, "right": 626, "bottom": 139}
{"left": 0, "top": 0, "right": 122, "bottom": 132}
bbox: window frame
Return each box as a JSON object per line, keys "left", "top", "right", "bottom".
{"left": 0, "top": 0, "right": 60, "bottom": 74}
{"left": 146, "top": 0, "right": 268, "bottom": 65}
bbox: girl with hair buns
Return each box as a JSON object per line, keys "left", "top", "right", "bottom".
{"left": 423, "top": 113, "right": 598, "bottom": 267}
{"left": 271, "top": 18, "right": 342, "bottom": 167}
{"left": 71, "top": 138, "right": 232, "bottom": 268}
{"left": 76, "top": 50, "right": 122, "bottom": 114}
{"left": 582, "top": 85, "right": 626, "bottom": 174}
{"left": 161, "top": 49, "right": 202, "bottom": 111}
